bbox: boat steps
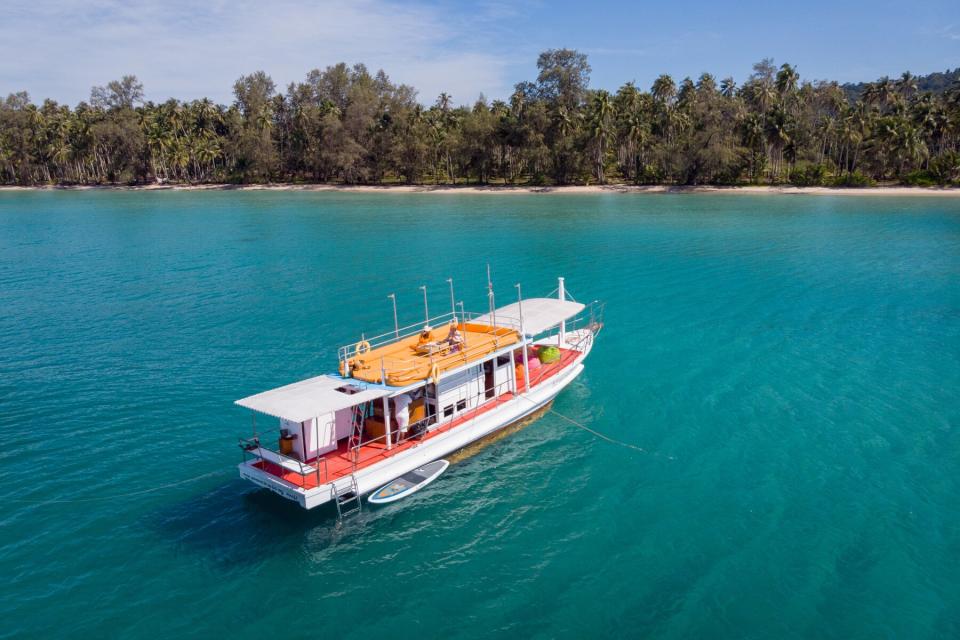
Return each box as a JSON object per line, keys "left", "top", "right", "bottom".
{"left": 333, "top": 475, "right": 362, "bottom": 521}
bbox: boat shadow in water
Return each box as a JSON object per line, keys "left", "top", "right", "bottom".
{"left": 145, "top": 477, "right": 358, "bottom": 569}
{"left": 147, "top": 403, "right": 574, "bottom": 570}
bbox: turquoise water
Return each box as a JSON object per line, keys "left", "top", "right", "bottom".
{"left": 2, "top": 191, "right": 959, "bottom": 639}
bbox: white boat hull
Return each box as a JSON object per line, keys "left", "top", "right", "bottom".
{"left": 238, "top": 334, "right": 590, "bottom": 510}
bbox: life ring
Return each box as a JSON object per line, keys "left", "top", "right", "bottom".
{"left": 430, "top": 363, "right": 440, "bottom": 384}
{"left": 355, "top": 340, "right": 371, "bottom": 356}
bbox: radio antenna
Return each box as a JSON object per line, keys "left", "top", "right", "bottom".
{"left": 487, "top": 264, "right": 497, "bottom": 327}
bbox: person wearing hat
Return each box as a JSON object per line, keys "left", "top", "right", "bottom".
{"left": 417, "top": 325, "right": 433, "bottom": 346}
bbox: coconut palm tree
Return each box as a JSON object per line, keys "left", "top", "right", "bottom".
{"left": 587, "top": 90, "right": 614, "bottom": 183}
{"left": 651, "top": 74, "right": 676, "bottom": 104}
{"left": 720, "top": 77, "right": 737, "bottom": 98}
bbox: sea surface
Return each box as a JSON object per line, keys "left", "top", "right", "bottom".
{"left": 1, "top": 190, "right": 959, "bottom": 639}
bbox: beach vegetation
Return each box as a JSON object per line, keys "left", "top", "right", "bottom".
{"left": 1, "top": 54, "right": 958, "bottom": 188}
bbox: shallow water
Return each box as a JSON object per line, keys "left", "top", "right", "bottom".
{"left": 1, "top": 191, "right": 959, "bottom": 639}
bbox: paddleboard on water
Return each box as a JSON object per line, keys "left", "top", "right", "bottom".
{"left": 368, "top": 460, "right": 449, "bottom": 504}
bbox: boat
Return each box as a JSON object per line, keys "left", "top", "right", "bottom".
{"left": 235, "top": 275, "right": 603, "bottom": 514}
{"left": 368, "top": 459, "right": 450, "bottom": 504}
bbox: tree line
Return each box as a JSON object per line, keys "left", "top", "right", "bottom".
{"left": 2, "top": 51, "right": 958, "bottom": 187}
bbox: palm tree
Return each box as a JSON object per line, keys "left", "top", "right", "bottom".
{"left": 897, "top": 72, "right": 918, "bottom": 98}
{"left": 765, "top": 105, "right": 792, "bottom": 179}
{"left": 651, "top": 74, "right": 676, "bottom": 104}
{"left": 720, "top": 77, "right": 737, "bottom": 98}
{"left": 436, "top": 93, "right": 452, "bottom": 113}
{"left": 775, "top": 64, "right": 799, "bottom": 97}
{"left": 588, "top": 90, "right": 614, "bottom": 183}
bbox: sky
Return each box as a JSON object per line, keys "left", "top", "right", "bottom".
{"left": 1, "top": 0, "right": 958, "bottom": 107}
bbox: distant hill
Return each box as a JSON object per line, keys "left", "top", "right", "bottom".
{"left": 842, "top": 68, "right": 959, "bottom": 102}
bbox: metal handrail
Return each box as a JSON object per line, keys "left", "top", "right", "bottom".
{"left": 239, "top": 437, "right": 317, "bottom": 476}
{"left": 337, "top": 309, "right": 525, "bottom": 368}
{"left": 338, "top": 310, "right": 461, "bottom": 363}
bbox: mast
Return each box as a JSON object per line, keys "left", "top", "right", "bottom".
{"left": 558, "top": 276, "right": 566, "bottom": 345}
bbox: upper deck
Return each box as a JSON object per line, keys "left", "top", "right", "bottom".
{"left": 340, "top": 320, "right": 520, "bottom": 386}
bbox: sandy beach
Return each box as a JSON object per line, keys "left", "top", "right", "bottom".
{"left": 1, "top": 183, "right": 959, "bottom": 196}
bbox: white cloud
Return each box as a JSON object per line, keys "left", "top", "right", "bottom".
{"left": 0, "top": 0, "right": 518, "bottom": 106}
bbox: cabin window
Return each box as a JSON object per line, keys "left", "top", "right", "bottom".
{"left": 456, "top": 399, "right": 467, "bottom": 412}
{"left": 443, "top": 405, "right": 454, "bottom": 418}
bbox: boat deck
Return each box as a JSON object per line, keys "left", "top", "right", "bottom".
{"left": 343, "top": 322, "right": 519, "bottom": 386}
{"left": 253, "top": 345, "right": 582, "bottom": 490}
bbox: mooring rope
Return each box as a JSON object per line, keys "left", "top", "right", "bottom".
{"left": 546, "top": 407, "right": 675, "bottom": 460}
{"left": 6, "top": 469, "right": 231, "bottom": 505}
{"left": 518, "top": 392, "right": 676, "bottom": 460}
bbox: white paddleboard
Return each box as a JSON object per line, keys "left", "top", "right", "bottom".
{"left": 368, "top": 459, "right": 449, "bottom": 504}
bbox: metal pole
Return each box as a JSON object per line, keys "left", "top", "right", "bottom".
{"left": 420, "top": 285, "right": 429, "bottom": 324}
{"left": 487, "top": 264, "right": 496, "bottom": 327}
{"left": 509, "top": 347, "right": 517, "bottom": 394}
{"left": 457, "top": 301, "right": 467, "bottom": 348}
{"left": 388, "top": 293, "right": 399, "bottom": 339}
{"left": 516, "top": 283, "right": 529, "bottom": 392}
{"left": 383, "top": 396, "right": 392, "bottom": 450}
{"left": 447, "top": 278, "right": 456, "bottom": 323}
{"left": 558, "top": 276, "right": 566, "bottom": 345}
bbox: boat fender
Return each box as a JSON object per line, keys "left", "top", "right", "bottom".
{"left": 430, "top": 363, "right": 440, "bottom": 384}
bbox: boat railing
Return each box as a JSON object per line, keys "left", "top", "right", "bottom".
{"left": 337, "top": 309, "right": 515, "bottom": 367}
{"left": 362, "top": 323, "right": 519, "bottom": 383}
{"left": 565, "top": 300, "right": 605, "bottom": 342}
{"left": 239, "top": 429, "right": 332, "bottom": 487}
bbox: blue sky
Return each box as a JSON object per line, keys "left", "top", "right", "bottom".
{"left": 2, "top": 0, "right": 958, "bottom": 107}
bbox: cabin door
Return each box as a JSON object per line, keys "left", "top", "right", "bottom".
{"left": 483, "top": 360, "right": 495, "bottom": 399}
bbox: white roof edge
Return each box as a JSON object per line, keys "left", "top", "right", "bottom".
{"left": 474, "top": 298, "right": 585, "bottom": 336}
{"left": 235, "top": 374, "right": 390, "bottom": 423}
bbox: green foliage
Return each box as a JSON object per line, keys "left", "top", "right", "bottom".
{"left": 1, "top": 61, "right": 959, "bottom": 187}
{"left": 929, "top": 152, "right": 960, "bottom": 185}
{"left": 902, "top": 170, "right": 938, "bottom": 187}
{"left": 831, "top": 171, "right": 874, "bottom": 188}
{"left": 789, "top": 164, "right": 828, "bottom": 186}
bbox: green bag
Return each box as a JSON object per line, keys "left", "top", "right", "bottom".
{"left": 538, "top": 345, "right": 561, "bottom": 364}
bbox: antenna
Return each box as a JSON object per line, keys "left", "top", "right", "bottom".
{"left": 388, "top": 293, "right": 399, "bottom": 339}
{"left": 446, "top": 277, "right": 456, "bottom": 324}
{"left": 419, "top": 285, "right": 429, "bottom": 325}
{"left": 487, "top": 264, "right": 497, "bottom": 327}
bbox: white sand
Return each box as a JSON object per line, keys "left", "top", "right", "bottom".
{"left": 2, "top": 183, "right": 959, "bottom": 196}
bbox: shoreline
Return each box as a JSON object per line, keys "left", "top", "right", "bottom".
{"left": 1, "top": 183, "right": 959, "bottom": 197}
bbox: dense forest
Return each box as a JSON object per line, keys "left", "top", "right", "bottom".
{"left": 2, "top": 50, "right": 959, "bottom": 187}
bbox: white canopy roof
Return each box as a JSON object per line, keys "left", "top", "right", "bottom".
{"left": 474, "top": 298, "right": 585, "bottom": 336}
{"left": 235, "top": 375, "right": 390, "bottom": 423}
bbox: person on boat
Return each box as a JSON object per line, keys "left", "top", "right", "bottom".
{"left": 393, "top": 393, "right": 412, "bottom": 438}
{"left": 417, "top": 325, "right": 433, "bottom": 346}
{"left": 445, "top": 321, "right": 464, "bottom": 352}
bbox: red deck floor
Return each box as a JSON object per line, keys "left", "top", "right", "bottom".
{"left": 252, "top": 346, "right": 581, "bottom": 489}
